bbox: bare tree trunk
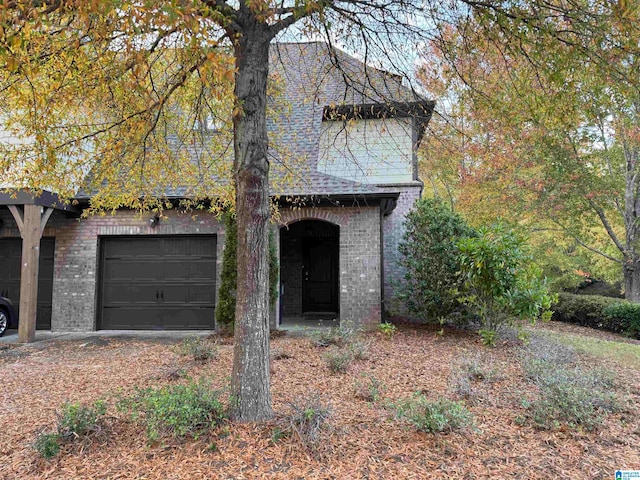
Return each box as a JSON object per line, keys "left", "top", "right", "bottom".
{"left": 624, "top": 134, "right": 640, "bottom": 302}
{"left": 230, "top": 31, "right": 273, "bottom": 422}
{"left": 624, "top": 256, "right": 640, "bottom": 302}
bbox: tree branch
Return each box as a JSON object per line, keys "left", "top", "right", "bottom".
{"left": 588, "top": 198, "right": 625, "bottom": 254}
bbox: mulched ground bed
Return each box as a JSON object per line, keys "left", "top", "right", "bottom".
{"left": 1, "top": 322, "right": 638, "bottom": 479}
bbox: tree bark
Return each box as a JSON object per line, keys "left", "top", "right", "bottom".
{"left": 230, "top": 30, "right": 273, "bottom": 422}
{"left": 624, "top": 256, "right": 640, "bottom": 303}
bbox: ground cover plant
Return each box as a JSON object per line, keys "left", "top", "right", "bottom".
{"left": 1, "top": 321, "right": 638, "bottom": 479}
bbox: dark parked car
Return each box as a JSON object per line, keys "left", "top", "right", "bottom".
{"left": 0, "top": 296, "right": 17, "bottom": 337}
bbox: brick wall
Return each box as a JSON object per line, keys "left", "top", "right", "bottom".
{"left": 378, "top": 183, "right": 422, "bottom": 314}
{"left": 2, "top": 204, "right": 383, "bottom": 332}
{"left": 277, "top": 205, "right": 381, "bottom": 330}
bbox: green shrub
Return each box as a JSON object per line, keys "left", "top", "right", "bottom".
{"left": 280, "top": 394, "right": 332, "bottom": 447}
{"left": 378, "top": 322, "right": 397, "bottom": 339}
{"left": 216, "top": 213, "right": 238, "bottom": 332}
{"left": 396, "top": 198, "right": 475, "bottom": 321}
{"left": 391, "top": 394, "right": 473, "bottom": 433}
{"left": 323, "top": 348, "right": 354, "bottom": 374}
{"left": 33, "top": 400, "right": 107, "bottom": 459}
{"left": 457, "top": 223, "right": 556, "bottom": 344}
{"left": 603, "top": 301, "right": 640, "bottom": 339}
{"left": 117, "top": 378, "right": 226, "bottom": 443}
{"left": 57, "top": 400, "right": 107, "bottom": 439}
{"left": 34, "top": 433, "right": 61, "bottom": 459}
{"left": 175, "top": 336, "right": 218, "bottom": 363}
{"left": 553, "top": 292, "right": 623, "bottom": 333}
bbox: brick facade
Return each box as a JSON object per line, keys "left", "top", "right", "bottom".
{"left": 277, "top": 205, "right": 382, "bottom": 330}
{"left": 378, "top": 182, "right": 423, "bottom": 314}
{"left": 1, "top": 208, "right": 225, "bottom": 332}
{"left": 1, "top": 203, "right": 389, "bottom": 332}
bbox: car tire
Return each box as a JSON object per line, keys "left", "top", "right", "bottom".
{"left": 0, "top": 308, "right": 8, "bottom": 337}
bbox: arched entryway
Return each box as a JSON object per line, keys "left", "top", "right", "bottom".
{"left": 279, "top": 220, "right": 339, "bottom": 327}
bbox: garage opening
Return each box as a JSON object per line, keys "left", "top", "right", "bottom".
{"left": 279, "top": 220, "right": 339, "bottom": 327}
{"left": 98, "top": 235, "right": 217, "bottom": 330}
{"left": 0, "top": 237, "right": 54, "bottom": 330}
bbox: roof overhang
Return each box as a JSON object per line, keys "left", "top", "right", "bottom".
{"left": 274, "top": 192, "right": 400, "bottom": 213}
{"left": 323, "top": 100, "right": 435, "bottom": 146}
{"left": 0, "top": 189, "right": 81, "bottom": 215}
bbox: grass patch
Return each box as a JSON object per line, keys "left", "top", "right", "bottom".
{"left": 535, "top": 328, "right": 640, "bottom": 370}
{"left": 521, "top": 334, "right": 620, "bottom": 431}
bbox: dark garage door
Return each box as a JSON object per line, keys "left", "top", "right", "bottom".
{"left": 98, "top": 236, "right": 217, "bottom": 330}
{"left": 0, "top": 237, "right": 54, "bottom": 330}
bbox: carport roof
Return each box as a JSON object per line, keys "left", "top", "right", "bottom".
{"left": 0, "top": 189, "right": 80, "bottom": 215}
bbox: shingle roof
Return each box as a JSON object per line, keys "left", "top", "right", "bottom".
{"left": 267, "top": 42, "right": 431, "bottom": 199}
{"left": 77, "top": 42, "right": 432, "bottom": 201}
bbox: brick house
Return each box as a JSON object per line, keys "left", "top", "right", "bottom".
{"left": 0, "top": 42, "right": 433, "bottom": 335}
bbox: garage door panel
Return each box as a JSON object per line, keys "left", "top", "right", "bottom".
{"left": 0, "top": 237, "right": 54, "bottom": 330}
{"left": 99, "top": 235, "right": 217, "bottom": 330}
{"left": 102, "top": 283, "right": 161, "bottom": 305}
{"left": 102, "top": 306, "right": 215, "bottom": 330}
{"left": 160, "top": 284, "right": 216, "bottom": 304}
{"left": 104, "top": 260, "right": 166, "bottom": 281}
{"left": 103, "top": 238, "right": 162, "bottom": 258}
{"left": 188, "top": 261, "right": 217, "bottom": 280}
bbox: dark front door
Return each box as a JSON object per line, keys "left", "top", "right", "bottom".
{"left": 98, "top": 235, "right": 217, "bottom": 330}
{"left": 0, "top": 237, "right": 54, "bottom": 330}
{"left": 302, "top": 237, "right": 338, "bottom": 313}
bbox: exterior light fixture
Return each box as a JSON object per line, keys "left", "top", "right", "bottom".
{"left": 149, "top": 214, "right": 160, "bottom": 228}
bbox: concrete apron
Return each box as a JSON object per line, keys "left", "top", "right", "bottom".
{"left": 0, "top": 329, "right": 215, "bottom": 345}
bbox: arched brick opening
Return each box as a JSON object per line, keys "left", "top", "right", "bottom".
{"left": 279, "top": 219, "right": 339, "bottom": 328}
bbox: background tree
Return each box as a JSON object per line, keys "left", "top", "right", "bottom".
{"left": 418, "top": 1, "right": 640, "bottom": 300}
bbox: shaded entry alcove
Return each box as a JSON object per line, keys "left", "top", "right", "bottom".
{"left": 280, "top": 220, "right": 339, "bottom": 326}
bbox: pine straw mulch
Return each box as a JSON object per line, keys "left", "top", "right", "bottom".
{"left": 1, "top": 323, "right": 639, "bottom": 480}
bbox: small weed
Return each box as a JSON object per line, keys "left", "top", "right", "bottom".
{"left": 354, "top": 374, "right": 385, "bottom": 402}
{"left": 271, "top": 348, "right": 293, "bottom": 361}
{"left": 348, "top": 339, "right": 370, "bottom": 360}
{"left": 271, "top": 426, "right": 289, "bottom": 443}
{"left": 324, "top": 348, "right": 354, "bottom": 374}
{"left": 391, "top": 394, "right": 473, "bottom": 433}
{"left": 117, "top": 377, "right": 226, "bottom": 443}
{"left": 33, "top": 433, "right": 61, "bottom": 459}
{"left": 310, "top": 320, "right": 359, "bottom": 348}
{"left": 378, "top": 322, "right": 397, "bottom": 339}
{"left": 279, "top": 394, "right": 332, "bottom": 448}
{"left": 478, "top": 329, "right": 498, "bottom": 346}
{"left": 175, "top": 336, "right": 218, "bottom": 363}
{"left": 450, "top": 353, "right": 499, "bottom": 403}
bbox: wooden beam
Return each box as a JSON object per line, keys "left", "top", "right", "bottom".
{"left": 17, "top": 204, "right": 42, "bottom": 343}
{"left": 40, "top": 207, "right": 54, "bottom": 237}
{"left": 7, "top": 205, "right": 24, "bottom": 237}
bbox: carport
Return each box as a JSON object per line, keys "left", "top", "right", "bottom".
{"left": 0, "top": 189, "right": 79, "bottom": 343}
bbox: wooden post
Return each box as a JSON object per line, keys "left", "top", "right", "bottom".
{"left": 8, "top": 204, "right": 51, "bottom": 343}
{"left": 18, "top": 205, "right": 42, "bottom": 343}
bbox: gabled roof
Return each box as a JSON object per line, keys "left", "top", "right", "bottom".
{"left": 77, "top": 42, "right": 433, "bottom": 204}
